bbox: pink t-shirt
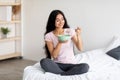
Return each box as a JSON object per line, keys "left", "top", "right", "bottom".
{"left": 45, "top": 28, "right": 77, "bottom": 64}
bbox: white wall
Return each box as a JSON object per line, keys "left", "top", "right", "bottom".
{"left": 22, "top": 0, "right": 120, "bottom": 61}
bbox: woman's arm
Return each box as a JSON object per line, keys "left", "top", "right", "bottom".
{"left": 46, "top": 41, "right": 62, "bottom": 59}
{"left": 72, "top": 27, "right": 83, "bottom": 51}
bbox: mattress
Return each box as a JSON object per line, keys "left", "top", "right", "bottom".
{"left": 23, "top": 48, "right": 120, "bottom": 80}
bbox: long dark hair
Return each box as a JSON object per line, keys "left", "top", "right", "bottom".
{"left": 44, "top": 10, "right": 70, "bottom": 59}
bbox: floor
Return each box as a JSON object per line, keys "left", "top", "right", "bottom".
{"left": 0, "top": 58, "right": 37, "bottom": 80}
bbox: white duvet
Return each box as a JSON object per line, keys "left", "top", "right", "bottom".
{"left": 23, "top": 49, "right": 120, "bottom": 80}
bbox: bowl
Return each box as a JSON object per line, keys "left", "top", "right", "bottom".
{"left": 57, "top": 35, "right": 71, "bottom": 42}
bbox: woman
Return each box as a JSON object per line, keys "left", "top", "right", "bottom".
{"left": 40, "top": 10, "right": 89, "bottom": 75}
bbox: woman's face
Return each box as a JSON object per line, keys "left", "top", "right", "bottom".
{"left": 55, "top": 14, "right": 65, "bottom": 28}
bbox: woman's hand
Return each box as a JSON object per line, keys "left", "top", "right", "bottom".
{"left": 75, "top": 27, "right": 81, "bottom": 35}
{"left": 59, "top": 40, "right": 68, "bottom": 43}
{"left": 72, "top": 27, "right": 83, "bottom": 51}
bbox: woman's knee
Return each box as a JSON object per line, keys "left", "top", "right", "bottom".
{"left": 40, "top": 58, "right": 51, "bottom": 66}
{"left": 81, "top": 63, "right": 89, "bottom": 72}
{"left": 83, "top": 63, "right": 89, "bottom": 67}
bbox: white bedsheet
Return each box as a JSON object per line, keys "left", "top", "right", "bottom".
{"left": 23, "top": 49, "right": 120, "bottom": 80}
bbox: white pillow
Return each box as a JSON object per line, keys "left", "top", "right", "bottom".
{"left": 105, "top": 36, "right": 120, "bottom": 53}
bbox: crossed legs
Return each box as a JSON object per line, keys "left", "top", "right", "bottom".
{"left": 40, "top": 58, "right": 89, "bottom": 75}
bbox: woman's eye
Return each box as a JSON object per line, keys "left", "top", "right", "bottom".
{"left": 56, "top": 20, "right": 59, "bottom": 22}
{"left": 56, "top": 18, "right": 64, "bottom": 22}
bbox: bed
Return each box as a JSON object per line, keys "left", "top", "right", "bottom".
{"left": 23, "top": 36, "right": 120, "bottom": 80}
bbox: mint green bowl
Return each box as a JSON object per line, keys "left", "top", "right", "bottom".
{"left": 57, "top": 35, "right": 70, "bottom": 42}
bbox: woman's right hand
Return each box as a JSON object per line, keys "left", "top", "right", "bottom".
{"left": 59, "top": 40, "right": 68, "bottom": 43}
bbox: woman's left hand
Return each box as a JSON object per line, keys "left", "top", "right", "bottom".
{"left": 75, "top": 27, "right": 81, "bottom": 35}
{"left": 72, "top": 27, "right": 83, "bottom": 51}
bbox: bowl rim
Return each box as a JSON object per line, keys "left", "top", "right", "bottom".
{"left": 57, "top": 35, "right": 70, "bottom": 37}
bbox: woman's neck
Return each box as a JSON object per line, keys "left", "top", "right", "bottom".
{"left": 53, "top": 28, "right": 64, "bottom": 35}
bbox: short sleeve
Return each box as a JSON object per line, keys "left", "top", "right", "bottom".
{"left": 44, "top": 33, "right": 52, "bottom": 42}
{"left": 70, "top": 28, "right": 76, "bottom": 37}
{"left": 64, "top": 28, "right": 76, "bottom": 38}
